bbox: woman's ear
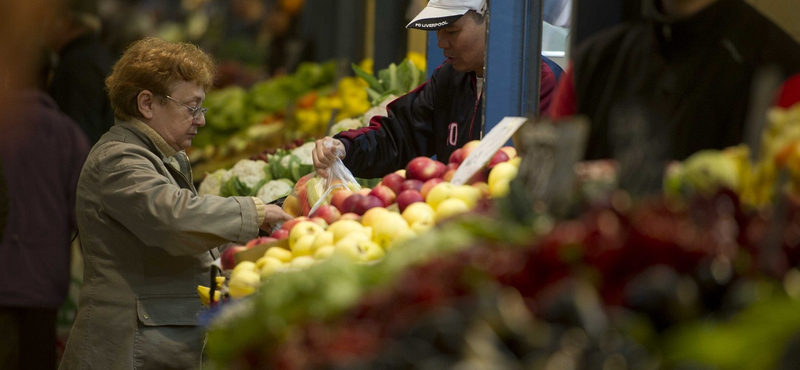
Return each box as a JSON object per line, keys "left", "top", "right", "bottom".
{"left": 137, "top": 90, "right": 155, "bottom": 120}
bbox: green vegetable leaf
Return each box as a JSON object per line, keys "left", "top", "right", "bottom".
{"left": 351, "top": 63, "right": 383, "bottom": 94}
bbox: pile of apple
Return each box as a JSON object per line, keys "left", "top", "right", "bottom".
{"left": 219, "top": 141, "right": 521, "bottom": 299}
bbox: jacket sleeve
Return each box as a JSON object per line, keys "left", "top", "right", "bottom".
{"left": 333, "top": 67, "right": 441, "bottom": 178}
{"left": 96, "top": 146, "right": 260, "bottom": 256}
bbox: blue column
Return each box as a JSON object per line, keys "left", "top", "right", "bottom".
{"left": 484, "top": 0, "right": 543, "bottom": 143}
{"left": 426, "top": 32, "right": 445, "bottom": 79}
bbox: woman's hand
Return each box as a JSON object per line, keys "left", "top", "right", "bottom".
{"left": 259, "top": 204, "right": 294, "bottom": 232}
{"left": 312, "top": 137, "right": 345, "bottom": 178}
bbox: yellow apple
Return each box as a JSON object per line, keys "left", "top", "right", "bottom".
{"left": 360, "top": 240, "right": 385, "bottom": 262}
{"left": 410, "top": 219, "right": 434, "bottom": 234}
{"left": 257, "top": 256, "right": 284, "bottom": 278}
{"left": 326, "top": 219, "right": 366, "bottom": 242}
{"left": 232, "top": 261, "right": 257, "bottom": 275}
{"left": 227, "top": 269, "right": 260, "bottom": 298}
{"left": 371, "top": 212, "right": 410, "bottom": 249}
{"left": 435, "top": 198, "right": 469, "bottom": 222}
{"left": 291, "top": 234, "right": 316, "bottom": 256}
{"left": 288, "top": 221, "right": 325, "bottom": 249}
{"left": 394, "top": 169, "right": 406, "bottom": 178}
{"left": 361, "top": 207, "right": 390, "bottom": 228}
{"left": 314, "top": 245, "right": 336, "bottom": 259}
{"left": 488, "top": 162, "right": 519, "bottom": 189}
{"left": 264, "top": 246, "right": 293, "bottom": 263}
{"left": 490, "top": 179, "right": 511, "bottom": 198}
{"left": 290, "top": 256, "right": 316, "bottom": 269}
{"left": 508, "top": 156, "right": 522, "bottom": 167}
{"left": 401, "top": 202, "right": 435, "bottom": 225}
{"left": 450, "top": 184, "right": 482, "bottom": 209}
{"left": 425, "top": 182, "right": 455, "bottom": 209}
{"left": 310, "top": 231, "right": 334, "bottom": 252}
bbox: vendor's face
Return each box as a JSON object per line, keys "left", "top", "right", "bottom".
{"left": 436, "top": 12, "right": 486, "bottom": 77}
{"left": 149, "top": 81, "right": 206, "bottom": 151}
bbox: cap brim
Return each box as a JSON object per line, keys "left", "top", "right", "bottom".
{"left": 406, "top": 6, "right": 468, "bottom": 30}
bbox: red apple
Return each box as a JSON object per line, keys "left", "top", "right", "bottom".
{"left": 434, "top": 161, "right": 446, "bottom": 178}
{"left": 369, "top": 185, "right": 397, "bottom": 207}
{"left": 281, "top": 216, "right": 309, "bottom": 232}
{"left": 245, "top": 236, "right": 277, "bottom": 248}
{"left": 487, "top": 150, "right": 510, "bottom": 169}
{"left": 401, "top": 179, "right": 424, "bottom": 192}
{"left": 396, "top": 189, "right": 425, "bottom": 213}
{"left": 449, "top": 148, "right": 465, "bottom": 165}
{"left": 406, "top": 157, "right": 445, "bottom": 181}
{"left": 499, "top": 146, "right": 517, "bottom": 159}
{"left": 443, "top": 169, "right": 457, "bottom": 182}
{"left": 310, "top": 204, "right": 341, "bottom": 225}
{"left": 462, "top": 140, "right": 481, "bottom": 158}
{"left": 354, "top": 195, "right": 384, "bottom": 215}
{"left": 221, "top": 245, "right": 247, "bottom": 270}
{"left": 381, "top": 173, "right": 406, "bottom": 194}
{"left": 468, "top": 168, "right": 489, "bottom": 184}
{"left": 420, "top": 178, "right": 444, "bottom": 198}
{"left": 270, "top": 229, "right": 289, "bottom": 240}
{"left": 446, "top": 162, "right": 459, "bottom": 171}
{"left": 341, "top": 194, "right": 365, "bottom": 214}
{"left": 340, "top": 212, "right": 361, "bottom": 221}
{"left": 330, "top": 189, "right": 354, "bottom": 213}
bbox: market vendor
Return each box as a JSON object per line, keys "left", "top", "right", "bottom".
{"left": 549, "top": 0, "right": 800, "bottom": 161}
{"left": 59, "top": 38, "right": 292, "bottom": 369}
{"left": 312, "top": 0, "right": 559, "bottom": 178}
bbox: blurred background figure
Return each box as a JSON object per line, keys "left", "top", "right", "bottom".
{"left": 46, "top": 0, "right": 116, "bottom": 146}
{"left": 0, "top": 45, "right": 90, "bottom": 370}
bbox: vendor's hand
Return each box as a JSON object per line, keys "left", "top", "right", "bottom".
{"left": 260, "top": 204, "right": 293, "bottom": 232}
{"left": 312, "top": 137, "right": 345, "bottom": 178}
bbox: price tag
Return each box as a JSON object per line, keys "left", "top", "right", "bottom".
{"left": 450, "top": 116, "right": 528, "bottom": 186}
{"left": 514, "top": 117, "right": 589, "bottom": 213}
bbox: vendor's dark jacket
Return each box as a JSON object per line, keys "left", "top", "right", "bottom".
{"left": 335, "top": 60, "right": 558, "bottom": 178}
{"left": 563, "top": 0, "right": 800, "bottom": 161}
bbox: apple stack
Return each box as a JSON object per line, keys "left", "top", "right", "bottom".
{"left": 213, "top": 142, "right": 522, "bottom": 301}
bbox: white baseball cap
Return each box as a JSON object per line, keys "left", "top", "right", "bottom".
{"left": 406, "top": 0, "right": 487, "bottom": 30}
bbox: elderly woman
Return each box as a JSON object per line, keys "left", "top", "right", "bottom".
{"left": 59, "top": 38, "right": 292, "bottom": 369}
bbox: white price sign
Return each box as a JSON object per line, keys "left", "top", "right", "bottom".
{"left": 449, "top": 117, "right": 528, "bottom": 186}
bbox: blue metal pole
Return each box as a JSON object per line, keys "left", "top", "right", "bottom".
{"left": 484, "top": 0, "right": 543, "bottom": 144}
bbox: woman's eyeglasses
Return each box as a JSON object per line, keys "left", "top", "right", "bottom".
{"left": 164, "top": 95, "right": 208, "bottom": 119}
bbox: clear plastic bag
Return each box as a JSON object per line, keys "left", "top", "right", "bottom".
{"left": 282, "top": 142, "right": 361, "bottom": 217}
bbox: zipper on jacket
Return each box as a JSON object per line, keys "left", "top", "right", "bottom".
{"left": 468, "top": 86, "right": 481, "bottom": 140}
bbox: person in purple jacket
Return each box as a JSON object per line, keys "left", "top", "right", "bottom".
{"left": 0, "top": 50, "right": 90, "bottom": 370}
{"left": 312, "top": 0, "right": 559, "bottom": 179}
